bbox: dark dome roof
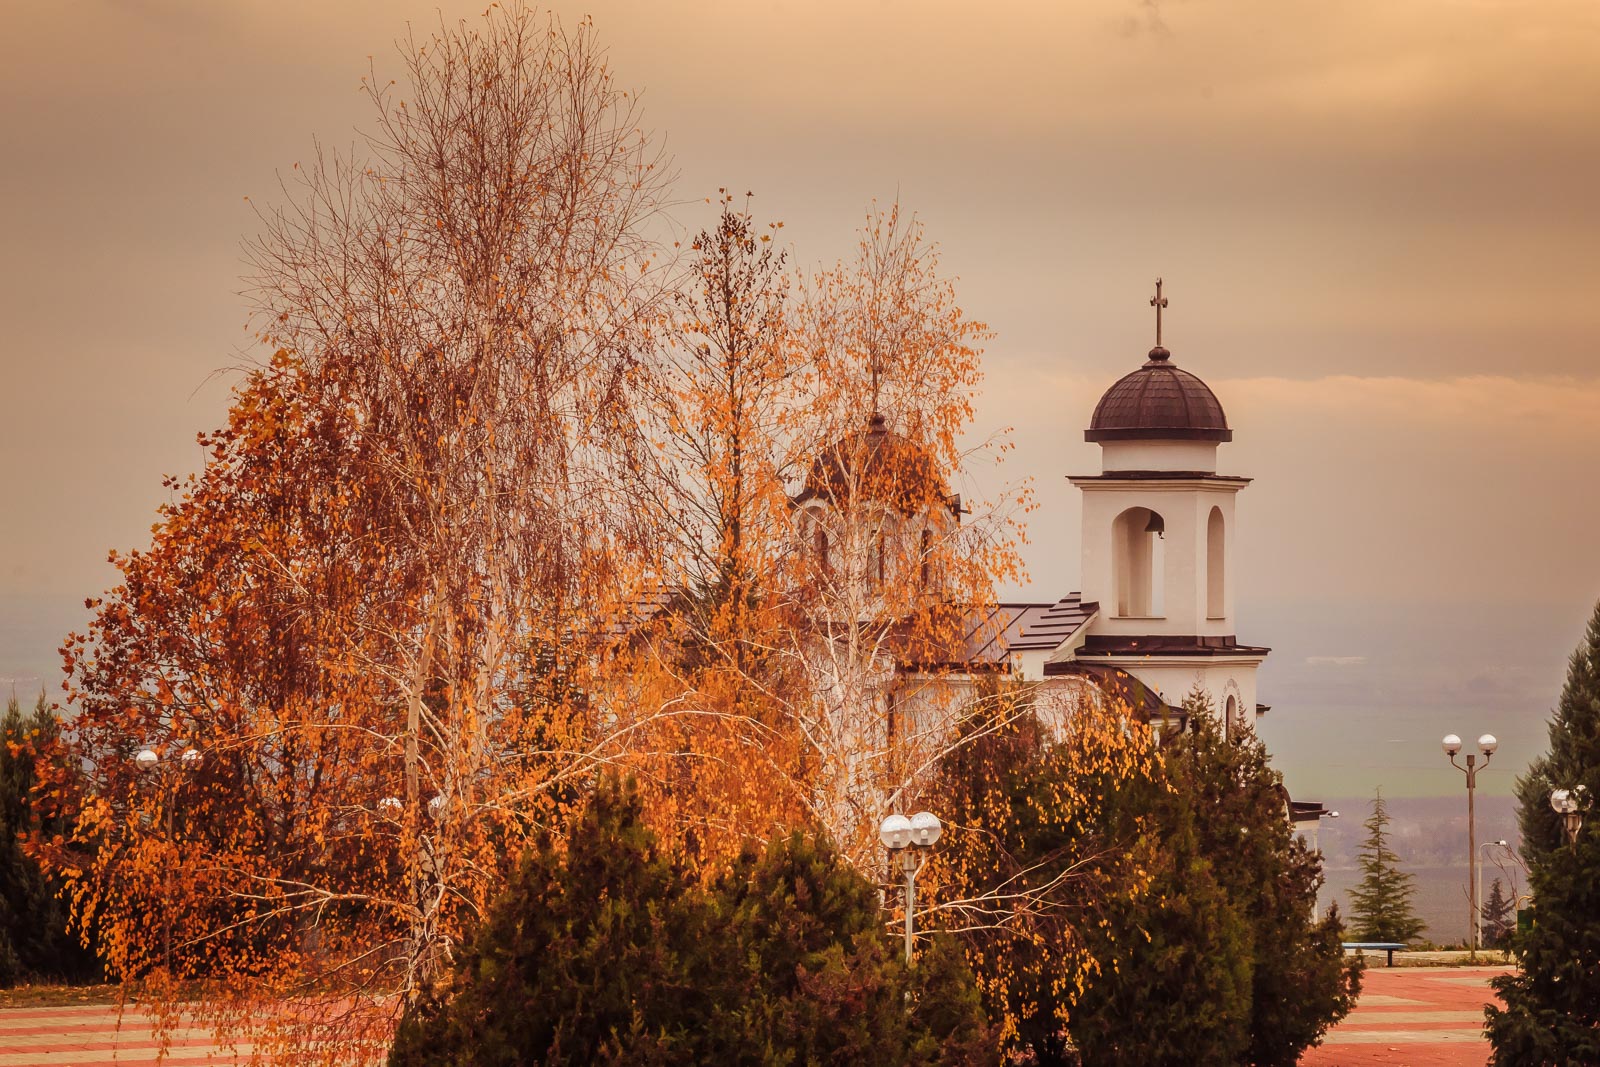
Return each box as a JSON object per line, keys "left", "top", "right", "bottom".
{"left": 802, "top": 414, "right": 947, "bottom": 513}
{"left": 1085, "top": 347, "right": 1231, "bottom": 442}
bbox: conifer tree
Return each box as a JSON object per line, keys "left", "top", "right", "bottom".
{"left": 389, "top": 778, "right": 993, "bottom": 1065}
{"left": 1486, "top": 599, "right": 1600, "bottom": 1065}
{"left": 930, "top": 685, "right": 1356, "bottom": 1066}
{"left": 1348, "top": 788, "right": 1425, "bottom": 943}
{"left": 1166, "top": 708, "right": 1359, "bottom": 1067}
{"left": 0, "top": 694, "right": 99, "bottom": 985}
{"left": 1480, "top": 878, "right": 1514, "bottom": 949}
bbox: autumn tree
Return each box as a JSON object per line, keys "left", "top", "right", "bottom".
{"left": 928, "top": 680, "right": 1163, "bottom": 1061}
{"left": 1348, "top": 788, "right": 1425, "bottom": 943}
{"left": 931, "top": 685, "right": 1355, "bottom": 1066}
{"left": 43, "top": 7, "right": 675, "bottom": 1061}
{"left": 621, "top": 198, "right": 1027, "bottom": 875}
{"left": 785, "top": 202, "right": 1022, "bottom": 866}
{"left": 621, "top": 196, "right": 815, "bottom": 869}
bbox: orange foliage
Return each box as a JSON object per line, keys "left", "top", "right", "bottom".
{"left": 36, "top": 9, "right": 1133, "bottom": 1064}
{"left": 43, "top": 7, "right": 672, "bottom": 1061}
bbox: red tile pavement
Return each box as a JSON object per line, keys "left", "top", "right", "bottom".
{"left": 1300, "top": 965, "right": 1513, "bottom": 1066}
{"left": 0, "top": 968, "right": 1513, "bottom": 1066}
{"left": 0, "top": 1004, "right": 249, "bottom": 1065}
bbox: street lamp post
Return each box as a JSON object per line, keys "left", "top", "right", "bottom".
{"left": 134, "top": 745, "right": 200, "bottom": 972}
{"left": 879, "top": 810, "right": 942, "bottom": 964}
{"left": 1550, "top": 785, "right": 1590, "bottom": 848}
{"left": 1442, "top": 732, "right": 1497, "bottom": 955}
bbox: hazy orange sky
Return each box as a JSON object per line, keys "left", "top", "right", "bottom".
{"left": 3, "top": 0, "right": 1599, "bottom": 801}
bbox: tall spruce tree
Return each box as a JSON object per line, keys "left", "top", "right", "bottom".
{"left": 1480, "top": 878, "right": 1514, "bottom": 950}
{"left": 1348, "top": 788, "right": 1425, "bottom": 943}
{"left": 1486, "top": 599, "right": 1600, "bottom": 1064}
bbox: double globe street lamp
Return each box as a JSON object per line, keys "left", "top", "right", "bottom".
{"left": 1441, "top": 732, "right": 1497, "bottom": 954}
{"left": 879, "top": 811, "right": 942, "bottom": 964}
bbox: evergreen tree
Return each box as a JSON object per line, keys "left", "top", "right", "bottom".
{"left": 1480, "top": 878, "right": 1514, "bottom": 950}
{"left": 389, "top": 778, "right": 992, "bottom": 1065}
{"left": 1347, "top": 788, "right": 1425, "bottom": 943}
{"left": 928, "top": 687, "right": 1216, "bottom": 1065}
{"left": 1164, "top": 709, "right": 1359, "bottom": 1067}
{"left": 930, "top": 685, "right": 1357, "bottom": 1066}
{"left": 1486, "top": 599, "right": 1600, "bottom": 1065}
{"left": 1069, "top": 778, "right": 1254, "bottom": 1067}
{"left": 0, "top": 693, "right": 100, "bottom": 985}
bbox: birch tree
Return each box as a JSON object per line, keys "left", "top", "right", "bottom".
{"left": 44, "top": 7, "right": 674, "bottom": 1060}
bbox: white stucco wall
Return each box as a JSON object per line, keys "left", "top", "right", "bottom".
{"left": 1098, "top": 439, "right": 1219, "bottom": 473}
{"left": 1082, "top": 656, "right": 1262, "bottom": 734}
{"left": 1073, "top": 476, "right": 1246, "bottom": 637}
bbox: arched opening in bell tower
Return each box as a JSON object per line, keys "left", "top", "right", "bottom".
{"left": 1207, "top": 506, "right": 1226, "bottom": 620}
{"left": 1112, "top": 506, "right": 1165, "bottom": 618}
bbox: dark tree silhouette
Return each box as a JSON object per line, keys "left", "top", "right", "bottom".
{"left": 1487, "top": 599, "right": 1600, "bottom": 1064}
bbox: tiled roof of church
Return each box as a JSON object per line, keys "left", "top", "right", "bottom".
{"left": 955, "top": 594, "right": 1099, "bottom": 664}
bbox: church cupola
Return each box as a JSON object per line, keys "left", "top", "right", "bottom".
{"left": 800, "top": 413, "right": 947, "bottom": 516}
{"left": 1085, "top": 348, "right": 1230, "bottom": 443}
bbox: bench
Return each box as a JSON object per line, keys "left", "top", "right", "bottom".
{"left": 1342, "top": 941, "right": 1407, "bottom": 966}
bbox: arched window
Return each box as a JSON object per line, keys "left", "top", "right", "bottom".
{"left": 1225, "top": 694, "right": 1238, "bottom": 741}
{"left": 1207, "top": 506, "right": 1226, "bottom": 620}
{"left": 814, "top": 523, "right": 830, "bottom": 575}
{"left": 1112, "top": 506, "right": 1165, "bottom": 618}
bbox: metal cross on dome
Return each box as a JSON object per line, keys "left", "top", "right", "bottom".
{"left": 1150, "top": 278, "right": 1169, "bottom": 347}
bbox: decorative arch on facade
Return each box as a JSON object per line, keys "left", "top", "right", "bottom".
{"left": 1222, "top": 678, "right": 1244, "bottom": 740}
{"left": 1207, "top": 505, "right": 1226, "bottom": 620}
{"left": 1112, "top": 505, "right": 1165, "bottom": 618}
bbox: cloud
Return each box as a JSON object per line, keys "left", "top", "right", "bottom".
{"left": 1118, "top": 0, "right": 1173, "bottom": 38}
{"left": 1223, "top": 375, "right": 1600, "bottom": 439}
{"left": 1306, "top": 656, "right": 1368, "bottom": 667}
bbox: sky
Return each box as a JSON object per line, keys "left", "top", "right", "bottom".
{"left": 3, "top": 0, "right": 1599, "bottom": 803}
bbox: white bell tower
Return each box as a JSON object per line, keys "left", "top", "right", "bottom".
{"left": 1067, "top": 280, "right": 1268, "bottom": 733}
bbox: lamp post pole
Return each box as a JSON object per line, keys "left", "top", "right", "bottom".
{"left": 1442, "top": 733, "right": 1497, "bottom": 956}
{"left": 135, "top": 745, "right": 200, "bottom": 973}
{"left": 879, "top": 811, "right": 943, "bottom": 965}
{"left": 901, "top": 850, "right": 918, "bottom": 963}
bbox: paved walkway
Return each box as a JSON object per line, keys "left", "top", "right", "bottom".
{"left": 0, "top": 969, "right": 1513, "bottom": 1066}
{"left": 1301, "top": 966, "right": 1512, "bottom": 1066}
{"left": 0, "top": 1004, "right": 247, "bottom": 1065}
